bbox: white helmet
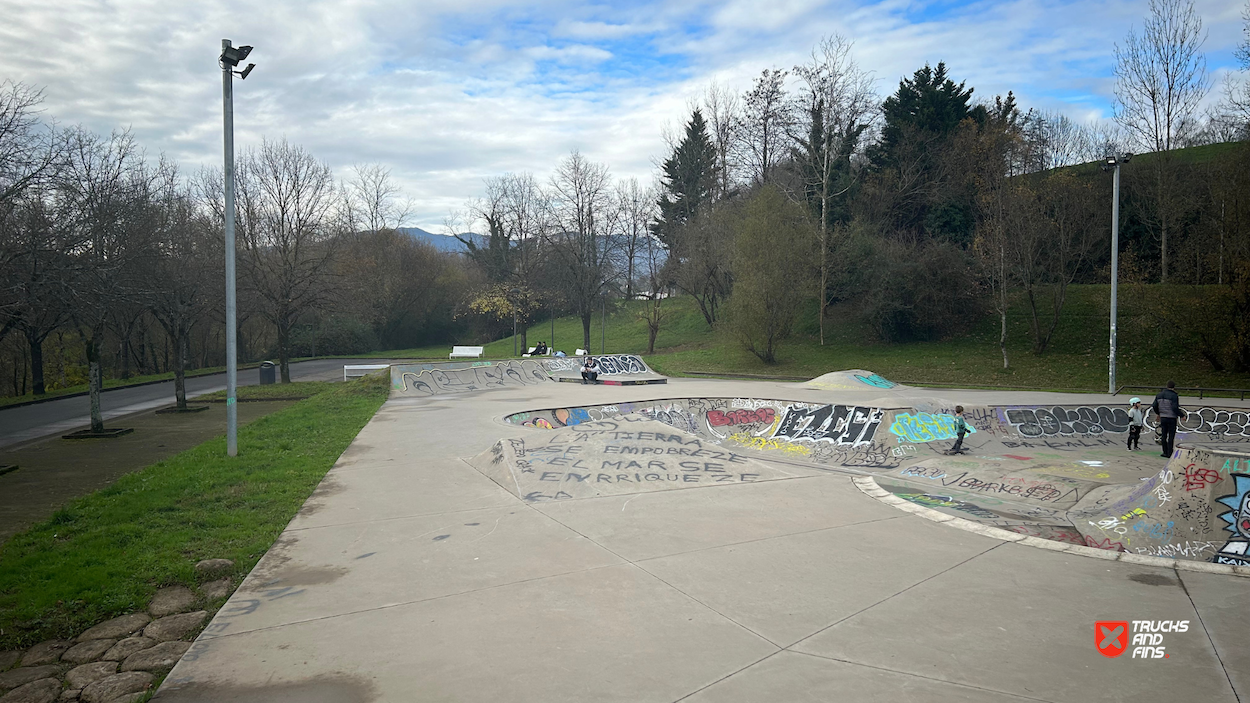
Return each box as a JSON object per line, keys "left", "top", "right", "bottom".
{"left": 1129, "top": 397, "right": 1141, "bottom": 405}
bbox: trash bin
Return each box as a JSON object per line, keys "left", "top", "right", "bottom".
{"left": 259, "top": 361, "right": 276, "bottom": 385}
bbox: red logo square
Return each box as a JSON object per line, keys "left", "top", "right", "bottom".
{"left": 1096, "top": 621, "right": 1129, "bottom": 658}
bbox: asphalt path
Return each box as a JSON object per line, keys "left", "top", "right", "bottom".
{"left": 0, "top": 359, "right": 395, "bottom": 449}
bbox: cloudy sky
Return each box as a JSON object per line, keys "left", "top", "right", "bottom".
{"left": 1, "top": 0, "right": 1246, "bottom": 231}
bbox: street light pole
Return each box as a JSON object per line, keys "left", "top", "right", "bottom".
{"left": 1109, "top": 159, "right": 1120, "bottom": 395}
{"left": 221, "top": 39, "right": 239, "bottom": 456}
{"left": 1103, "top": 153, "right": 1130, "bottom": 395}
{"left": 219, "top": 39, "right": 255, "bottom": 456}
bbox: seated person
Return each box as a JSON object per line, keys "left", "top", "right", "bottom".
{"left": 534, "top": 341, "right": 548, "bottom": 355}
{"left": 581, "top": 356, "right": 599, "bottom": 384}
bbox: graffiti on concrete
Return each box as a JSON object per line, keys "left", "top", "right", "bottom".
{"left": 542, "top": 354, "right": 650, "bottom": 376}
{"left": 1214, "top": 473, "right": 1250, "bottom": 566}
{"left": 400, "top": 359, "right": 550, "bottom": 395}
{"left": 771, "top": 404, "right": 884, "bottom": 446}
{"left": 1004, "top": 406, "right": 1132, "bottom": 437}
{"left": 1179, "top": 408, "right": 1250, "bottom": 438}
{"left": 889, "top": 412, "right": 975, "bottom": 443}
{"left": 708, "top": 408, "right": 776, "bottom": 427}
{"left": 854, "top": 373, "right": 896, "bottom": 389}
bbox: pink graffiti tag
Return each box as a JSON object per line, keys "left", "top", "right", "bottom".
{"left": 707, "top": 408, "right": 776, "bottom": 427}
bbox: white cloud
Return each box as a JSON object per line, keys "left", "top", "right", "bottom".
{"left": 0, "top": 0, "right": 1244, "bottom": 230}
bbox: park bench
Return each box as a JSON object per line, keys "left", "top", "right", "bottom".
{"left": 449, "top": 346, "right": 485, "bottom": 359}
{"left": 343, "top": 364, "right": 389, "bottom": 381}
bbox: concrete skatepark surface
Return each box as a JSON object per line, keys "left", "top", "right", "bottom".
{"left": 154, "top": 367, "right": 1250, "bottom": 702}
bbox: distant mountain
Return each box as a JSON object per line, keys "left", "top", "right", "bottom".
{"left": 398, "top": 227, "right": 487, "bottom": 253}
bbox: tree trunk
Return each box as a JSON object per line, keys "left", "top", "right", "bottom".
{"left": 581, "top": 312, "right": 592, "bottom": 352}
{"left": 86, "top": 332, "right": 104, "bottom": 432}
{"left": 1160, "top": 218, "right": 1169, "bottom": 284}
{"left": 277, "top": 314, "right": 292, "bottom": 383}
{"left": 999, "top": 244, "right": 1009, "bottom": 369}
{"left": 174, "top": 329, "right": 188, "bottom": 410}
{"left": 28, "top": 331, "right": 46, "bottom": 396}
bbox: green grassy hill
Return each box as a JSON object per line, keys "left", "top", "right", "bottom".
{"left": 372, "top": 285, "right": 1250, "bottom": 393}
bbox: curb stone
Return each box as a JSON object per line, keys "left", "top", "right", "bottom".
{"left": 851, "top": 475, "right": 1250, "bottom": 578}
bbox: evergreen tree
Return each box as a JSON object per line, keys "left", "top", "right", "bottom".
{"left": 871, "top": 62, "right": 975, "bottom": 169}
{"left": 653, "top": 109, "right": 718, "bottom": 253}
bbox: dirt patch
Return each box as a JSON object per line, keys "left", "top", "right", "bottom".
{"left": 0, "top": 401, "right": 295, "bottom": 544}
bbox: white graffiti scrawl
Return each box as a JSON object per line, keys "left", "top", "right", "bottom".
{"left": 771, "top": 404, "right": 884, "bottom": 446}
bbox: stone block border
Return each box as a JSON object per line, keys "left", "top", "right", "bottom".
{"left": 851, "top": 475, "right": 1250, "bottom": 578}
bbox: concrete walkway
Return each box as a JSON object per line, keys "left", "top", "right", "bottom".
{"left": 155, "top": 378, "right": 1250, "bottom": 703}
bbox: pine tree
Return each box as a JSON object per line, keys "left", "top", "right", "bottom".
{"left": 653, "top": 109, "right": 718, "bottom": 254}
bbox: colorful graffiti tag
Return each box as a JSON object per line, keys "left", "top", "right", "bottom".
{"left": 889, "top": 412, "right": 975, "bottom": 443}
{"left": 1213, "top": 473, "right": 1250, "bottom": 566}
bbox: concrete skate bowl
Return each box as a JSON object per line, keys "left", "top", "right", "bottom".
{"left": 391, "top": 355, "right": 665, "bottom": 397}
{"left": 499, "top": 395, "right": 1250, "bottom": 567}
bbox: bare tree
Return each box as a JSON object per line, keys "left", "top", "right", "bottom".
{"left": 344, "top": 163, "right": 411, "bottom": 234}
{"left": 615, "top": 177, "right": 655, "bottom": 299}
{"left": 543, "top": 151, "right": 618, "bottom": 351}
{"left": 234, "top": 138, "right": 339, "bottom": 382}
{"left": 1114, "top": 0, "right": 1210, "bottom": 281}
{"left": 741, "top": 69, "right": 792, "bottom": 185}
{"left": 148, "top": 165, "right": 218, "bottom": 410}
{"left": 1219, "top": 2, "right": 1250, "bottom": 133}
{"left": 792, "top": 35, "right": 876, "bottom": 344}
{"left": 62, "top": 128, "right": 155, "bottom": 430}
{"left": 702, "top": 82, "right": 742, "bottom": 199}
{"left": 1027, "top": 111, "right": 1096, "bottom": 171}
{"left": 0, "top": 81, "right": 65, "bottom": 349}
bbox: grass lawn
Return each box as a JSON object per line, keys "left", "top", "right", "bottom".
{"left": 0, "top": 373, "right": 389, "bottom": 650}
{"left": 195, "top": 381, "right": 339, "bottom": 402}
{"left": 377, "top": 285, "right": 1250, "bottom": 393}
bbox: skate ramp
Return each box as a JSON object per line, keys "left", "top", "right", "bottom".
{"left": 802, "top": 370, "right": 907, "bottom": 392}
{"left": 468, "top": 415, "right": 803, "bottom": 502}
{"left": 392, "top": 360, "right": 553, "bottom": 396}
{"left": 541, "top": 354, "right": 667, "bottom": 385}
{"left": 1068, "top": 445, "right": 1250, "bottom": 562}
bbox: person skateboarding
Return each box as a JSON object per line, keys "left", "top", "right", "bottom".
{"left": 580, "top": 356, "right": 600, "bottom": 384}
{"left": 1152, "top": 381, "right": 1188, "bottom": 458}
{"left": 947, "top": 406, "right": 970, "bottom": 455}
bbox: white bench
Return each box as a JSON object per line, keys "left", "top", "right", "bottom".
{"left": 344, "top": 364, "right": 389, "bottom": 381}
{"left": 522, "top": 347, "right": 551, "bottom": 358}
{"left": 449, "top": 346, "right": 485, "bottom": 358}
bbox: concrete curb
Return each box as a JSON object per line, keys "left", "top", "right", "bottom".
{"left": 851, "top": 475, "right": 1250, "bottom": 579}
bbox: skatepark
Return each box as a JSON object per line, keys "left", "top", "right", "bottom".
{"left": 153, "top": 360, "right": 1250, "bottom": 702}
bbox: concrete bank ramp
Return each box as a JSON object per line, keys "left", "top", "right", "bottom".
{"left": 469, "top": 415, "right": 803, "bottom": 502}
{"left": 542, "top": 354, "right": 667, "bottom": 385}
{"left": 1068, "top": 445, "right": 1250, "bottom": 561}
{"left": 390, "top": 355, "right": 666, "bottom": 396}
{"left": 391, "top": 360, "right": 552, "bottom": 396}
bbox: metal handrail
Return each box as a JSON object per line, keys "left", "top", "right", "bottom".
{"left": 1115, "top": 385, "right": 1249, "bottom": 401}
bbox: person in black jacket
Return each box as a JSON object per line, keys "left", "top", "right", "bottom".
{"left": 1152, "top": 381, "right": 1189, "bottom": 458}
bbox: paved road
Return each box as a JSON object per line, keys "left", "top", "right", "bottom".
{"left": 0, "top": 359, "right": 395, "bottom": 449}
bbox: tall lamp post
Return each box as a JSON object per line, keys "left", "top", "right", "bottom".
{"left": 510, "top": 288, "right": 521, "bottom": 357}
{"left": 219, "top": 40, "right": 256, "bottom": 456}
{"left": 1102, "top": 152, "right": 1131, "bottom": 395}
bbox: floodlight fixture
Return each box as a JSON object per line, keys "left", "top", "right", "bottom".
{"left": 219, "top": 44, "right": 253, "bottom": 67}
{"left": 238, "top": 63, "right": 256, "bottom": 80}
